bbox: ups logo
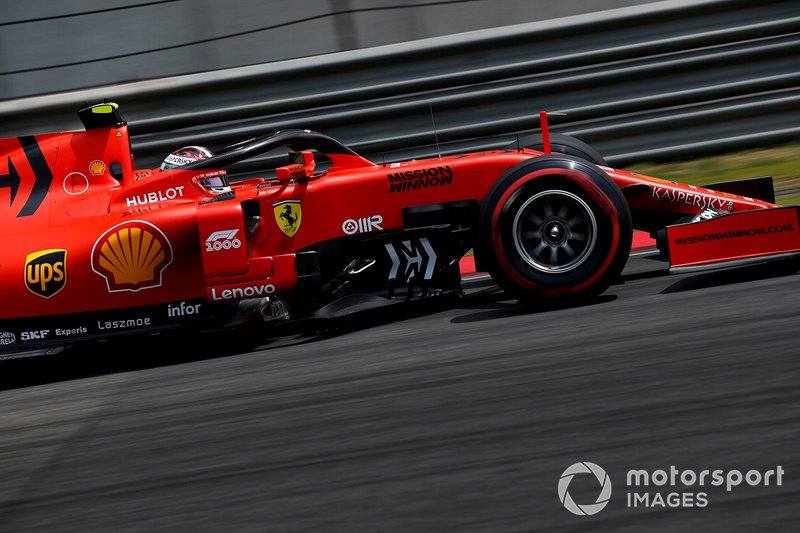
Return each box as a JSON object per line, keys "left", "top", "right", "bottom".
{"left": 25, "top": 249, "right": 67, "bottom": 299}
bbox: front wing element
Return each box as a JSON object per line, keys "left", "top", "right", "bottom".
{"left": 662, "top": 207, "right": 800, "bottom": 273}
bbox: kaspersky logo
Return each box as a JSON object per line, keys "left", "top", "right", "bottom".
{"left": 91, "top": 220, "right": 173, "bottom": 292}
{"left": 25, "top": 249, "right": 67, "bottom": 298}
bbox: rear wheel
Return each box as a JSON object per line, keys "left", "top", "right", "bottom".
{"left": 475, "top": 156, "right": 632, "bottom": 301}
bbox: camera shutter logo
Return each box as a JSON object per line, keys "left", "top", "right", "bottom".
{"left": 558, "top": 462, "right": 612, "bottom": 516}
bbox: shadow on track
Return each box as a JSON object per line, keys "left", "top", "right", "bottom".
{"left": 662, "top": 260, "right": 799, "bottom": 294}
{"left": 7, "top": 254, "right": 789, "bottom": 391}
{"left": 450, "top": 294, "right": 617, "bottom": 324}
{"left": 0, "top": 327, "right": 284, "bottom": 392}
{"left": 0, "top": 293, "right": 477, "bottom": 392}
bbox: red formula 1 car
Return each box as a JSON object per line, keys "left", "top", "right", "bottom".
{"left": 1, "top": 103, "right": 798, "bottom": 356}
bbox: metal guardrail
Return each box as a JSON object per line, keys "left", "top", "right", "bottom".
{"left": 0, "top": 0, "right": 798, "bottom": 172}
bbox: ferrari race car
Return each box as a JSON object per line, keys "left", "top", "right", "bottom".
{"left": 1, "top": 103, "right": 798, "bottom": 356}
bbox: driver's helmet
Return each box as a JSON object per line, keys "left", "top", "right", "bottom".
{"left": 160, "top": 145, "right": 231, "bottom": 194}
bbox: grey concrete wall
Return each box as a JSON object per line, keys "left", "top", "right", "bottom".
{"left": 0, "top": 0, "right": 658, "bottom": 100}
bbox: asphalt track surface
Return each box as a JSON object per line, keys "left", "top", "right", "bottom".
{"left": 0, "top": 254, "right": 798, "bottom": 532}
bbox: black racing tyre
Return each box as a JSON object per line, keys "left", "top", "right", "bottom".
{"left": 475, "top": 155, "right": 632, "bottom": 302}
{"left": 504, "top": 133, "right": 608, "bottom": 166}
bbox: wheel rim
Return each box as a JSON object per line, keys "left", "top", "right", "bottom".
{"left": 512, "top": 189, "right": 598, "bottom": 273}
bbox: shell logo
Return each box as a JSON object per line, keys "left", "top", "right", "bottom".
{"left": 91, "top": 221, "right": 173, "bottom": 292}
{"left": 89, "top": 160, "right": 106, "bottom": 175}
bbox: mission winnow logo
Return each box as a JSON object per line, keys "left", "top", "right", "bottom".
{"left": 386, "top": 165, "right": 453, "bottom": 193}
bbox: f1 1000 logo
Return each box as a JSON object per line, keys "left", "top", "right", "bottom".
{"left": 205, "top": 229, "right": 242, "bottom": 252}
{"left": 25, "top": 249, "right": 67, "bottom": 299}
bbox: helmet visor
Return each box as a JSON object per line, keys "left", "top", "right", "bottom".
{"left": 195, "top": 171, "right": 231, "bottom": 193}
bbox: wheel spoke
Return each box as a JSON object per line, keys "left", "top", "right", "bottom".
{"left": 525, "top": 213, "right": 544, "bottom": 227}
{"left": 556, "top": 203, "right": 569, "bottom": 218}
{"left": 566, "top": 215, "right": 585, "bottom": 228}
{"left": 549, "top": 246, "right": 558, "bottom": 264}
{"left": 570, "top": 232, "right": 587, "bottom": 242}
{"left": 532, "top": 241, "right": 547, "bottom": 258}
{"left": 521, "top": 230, "right": 540, "bottom": 241}
{"left": 561, "top": 242, "right": 577, "bottom": 259}
{"left": 542, "top": 203, "right": 554, "bottom": 218}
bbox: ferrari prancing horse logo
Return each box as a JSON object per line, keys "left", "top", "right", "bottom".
{"left": 273, "top": 200, "right": 302, "bottom": 237}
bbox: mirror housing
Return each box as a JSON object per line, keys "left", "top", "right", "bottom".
{"left": 276, "top": 150, "right": 317, "bottom": 183}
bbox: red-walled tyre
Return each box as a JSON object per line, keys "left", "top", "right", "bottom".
{"left": 475, "top": 155, "right": 632, "bottom": 302}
